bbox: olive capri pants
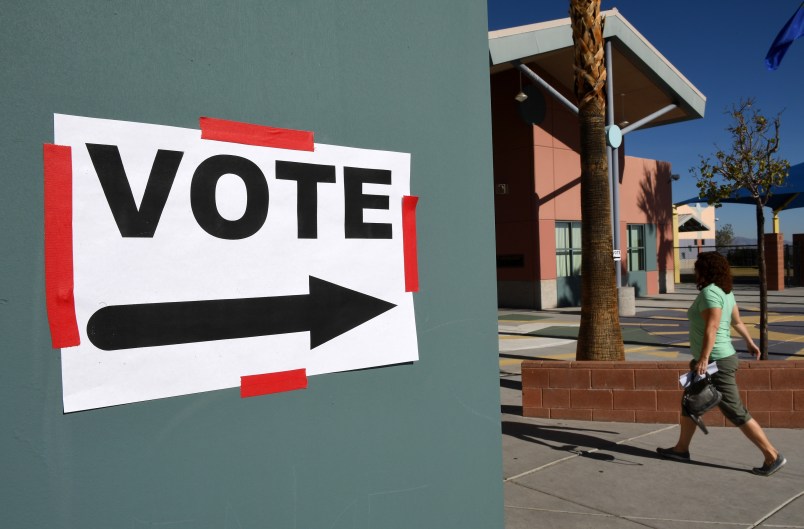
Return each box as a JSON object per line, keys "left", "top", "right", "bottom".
{"left": 682, "top": 354, "right": 752, "bottom": 426}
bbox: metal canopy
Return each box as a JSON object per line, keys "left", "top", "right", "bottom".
{"left": 676, "top": 162, "right": 804, "bottom": 213}
{"left": 488, "top": 8, "right": 706, "bottom": 130}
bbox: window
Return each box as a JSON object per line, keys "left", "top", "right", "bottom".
{"left": 627, "top": 224, "right": 646, "bottom": 272}
{"left": 556, "top": 221, "right": 582, "bottom": 277}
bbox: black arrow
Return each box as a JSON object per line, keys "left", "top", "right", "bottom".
{"left": 87, "top": 276, "right": 396, "bottom": 351}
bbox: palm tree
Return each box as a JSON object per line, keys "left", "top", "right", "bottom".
{"left": 570, "top": 0, "right": 624, "bottom": 361}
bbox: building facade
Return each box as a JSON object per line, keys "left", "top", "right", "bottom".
{"left": 489, "top": 11, "right": 706, "bottom": 308}
{"left": 492, "top": 68, "right": 675, "bottom": 307}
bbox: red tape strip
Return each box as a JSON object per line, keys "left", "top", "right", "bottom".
{"left": 200, "top": 117, "right": 315, "bottom": 151}
{"left": 240, "top": 368, "right": 308, "bottom": 398}
{"left": 43, "top": 144, "right": 80, "bottom": 348}
{"left": 402, "top": 195, "right": 419, "bottom": 292}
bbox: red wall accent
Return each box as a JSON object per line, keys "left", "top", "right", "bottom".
{"left": 522, "top": 360, "right": 804, "bottom": 428}
{"left": 764, "top": 233, "right": 785, "bottom": 291}
{"left": 794, "top": 234, "right": 804, "bottom": 287}
{"left": 491, "top": 68, "right": 537, "bottom": 283}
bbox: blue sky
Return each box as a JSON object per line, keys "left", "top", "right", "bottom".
{"left": 488, "top": 0, "right": 804, "bottom": 240}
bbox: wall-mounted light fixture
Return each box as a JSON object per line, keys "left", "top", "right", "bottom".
{"left": 515, "top": 71, "right": 528, "bottom": 102}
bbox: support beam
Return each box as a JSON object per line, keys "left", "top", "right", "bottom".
{"left": 513, "top": 61, "right": 579, "bottom": 115}
{"left": 605, "top": 41, "right": 623, "bottom": 290}
{"left": 772, "top": 193, "right": 799, "bottom": 234}
{"left": 672, "top": 206, "right": 680, "bottom": 284}
{"left": 605, "top": 41, "right": 616, "bottom": 246}
{"left": 621, "top": 104, "right": 677, "bottom": 135}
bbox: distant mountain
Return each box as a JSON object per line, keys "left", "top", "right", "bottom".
{"left": 732, "top": 236, "right": 757, "bottom": 245}
{"left": 731, "top": 236, "right": 792, "bottom": 245}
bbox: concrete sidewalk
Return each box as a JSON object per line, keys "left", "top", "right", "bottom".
{"left": 500, "top": 284, "right": 804, "bottom": 528}
{"left": 501, "top": 411, "right": 804, "bottom": 528}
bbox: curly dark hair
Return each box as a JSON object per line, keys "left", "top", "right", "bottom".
{"left": 694, "top": 252, "right": 733, "bottom": 293}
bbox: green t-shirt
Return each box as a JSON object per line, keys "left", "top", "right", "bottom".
{"left": 687, "top": 283, "right": 736, "bottom": 361}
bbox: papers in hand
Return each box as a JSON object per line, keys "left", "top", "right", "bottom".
{"left": 679, "top": 362, "right": 719, "bottom": 388}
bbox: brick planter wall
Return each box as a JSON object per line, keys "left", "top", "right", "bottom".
{"left": 522, "top": 360, "right": 804, "bottom": 428}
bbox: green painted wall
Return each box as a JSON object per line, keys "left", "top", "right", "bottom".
{"left": 625, "top": 224, "right": 657, "bottom": 296}
{"left": 625, "top": 270, "right": 648, "bottom": 297}
{"left": 0, "top": 2, "right": 503, "bottom": 527}
{"left": 556, "top": 276, "right": 582, "bottom": 307}
{"left": 646, "top": 224, "right": 658, "bottom": 271}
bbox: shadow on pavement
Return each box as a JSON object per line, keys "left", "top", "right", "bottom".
{"left": 500, "top": 378, "right": 522, "bottom": 391}
{"left": 501, "top": 420, "right": 747, "bottom": 472}
{"left": 501, "top": 405, "right": 523, "bottom": 415}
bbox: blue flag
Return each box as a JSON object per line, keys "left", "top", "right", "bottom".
{"left": 765, "top": 3, "right": 804, "bottom": 70}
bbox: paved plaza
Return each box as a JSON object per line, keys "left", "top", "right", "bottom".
{"left": 500, "top": 283, "right": 804, "bottom": 528}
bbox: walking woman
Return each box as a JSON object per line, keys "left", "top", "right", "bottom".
{"left": 657, "top": 252, "right": 786, "bottom": 476}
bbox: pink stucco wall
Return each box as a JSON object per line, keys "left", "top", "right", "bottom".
{"left": 619, "top": 156, "right": 675, "bottom": 277}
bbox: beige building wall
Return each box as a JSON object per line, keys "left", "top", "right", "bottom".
{"left": 676, "top": 203, "right": 716, "bottom": 272}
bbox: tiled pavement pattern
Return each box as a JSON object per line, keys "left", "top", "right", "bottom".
{"left": 500, "top": 284, "right": 804, "bottom": 371}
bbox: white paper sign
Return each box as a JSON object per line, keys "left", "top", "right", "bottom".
{"left": 53, "top": 114, "right": 418, "bottom": 412}
{"left": 679, "top": 362, "right": 718, "bottom": 387}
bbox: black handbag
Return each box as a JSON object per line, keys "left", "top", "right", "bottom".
{"left": 682, "top": 372, "right": 722, "bottom": 434}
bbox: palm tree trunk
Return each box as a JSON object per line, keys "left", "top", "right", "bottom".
{"left": 571, "top": 0, "right": 624, "bottom": 361}
{"left": 756, "top": 203, "right": 768, "bottom": 360}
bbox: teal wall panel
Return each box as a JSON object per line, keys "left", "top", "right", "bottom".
{"left": 556, "top": 276, "right": 582, "bottom": 307}
{"left": 625, "top": 271, "right": 648, "bottom": 297}
{"left": 0, "top": 2, "right": 503, "bottom": 527}
{"left": 646, "top": 223, "right": 658, "bottom": 271}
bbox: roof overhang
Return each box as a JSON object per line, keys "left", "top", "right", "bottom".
{"left": 677, "top": 214, "right": 711, "bottom": 232}
{"left": 488, "top": 8, "right": 706, "bottom": 130}
{"left": 676, "top": 162, "right": 804, "bottom": 212}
